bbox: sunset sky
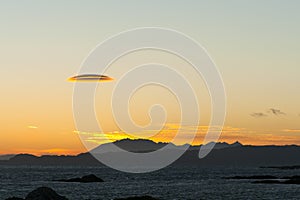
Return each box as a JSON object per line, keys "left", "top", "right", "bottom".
{"left": 0, "top": 1, "right": 300, "bottom": 155}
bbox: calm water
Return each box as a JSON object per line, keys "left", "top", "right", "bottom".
{"left": 0, "top": 165, "right": 299, "bottom": 199}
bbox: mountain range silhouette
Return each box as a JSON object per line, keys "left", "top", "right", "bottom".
{"left": 1, "top": 139, "right": 300, "bottom": 167}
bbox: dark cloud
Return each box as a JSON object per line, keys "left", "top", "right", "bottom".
{"left": 268, "top": 108, "right": 286, "bottom": 116}
{"left": 251, "top": 113, "right": 268, "bottom": 118}
{"left": 251, "top": 108, "right": 286, "bottom": 118}
{"left": 68, "top": 74, "right": 114, "bottom": 82}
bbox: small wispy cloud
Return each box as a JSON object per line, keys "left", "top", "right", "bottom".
{"left": 250, "top": 112, "right": 268, "bottom": 118}
{"left": 67, "top": 74, "right": 114, "bottom": 82}
{"left": 27, "top": 125, "right": 38, "bottom": 129}
{"left": 283, "top": 129, "right": 300, "bottom": 133}
{"left": 268, "top": 108, "right": 286, "bottom": 116}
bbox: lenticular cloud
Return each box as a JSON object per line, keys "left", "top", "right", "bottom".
{"left": 68, "top": 74, "right": 113, "bottom": 82}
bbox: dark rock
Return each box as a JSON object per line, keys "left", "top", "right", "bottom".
{"left": 225, "top": 175, "right": 278, "bottom": 179}
{"left": 25, "top": 187, "right": 68, "bottom": 200}
{"left": 6, "top": 187, "right": 68, "bottom": 200}
{"left": 282, "top": 175, "right": 300, "bottom": 180}
{"left": 114, "top": 196, "right": 160, "bottom": 200}
{"left": 54, "top": 174, "right": 104, "bottom": 183}
{"left": 283, "top": 179, "right": 300, "bottom": 184}
{"left": 253, "top": 177, "right": 300, "bottom": 185}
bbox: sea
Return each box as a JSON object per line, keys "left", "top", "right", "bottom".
{"left": 0, "top": 165, "right": 299, "bottom": 200}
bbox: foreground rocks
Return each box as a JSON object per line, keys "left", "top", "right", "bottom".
{"left": 53, "top": 174, "right": 104, "bottom": 183}
{"left": 114, "top": 196, "right": 160, "bottom": 200}
{"left": 6, "top": 187, "right": 159, "bottom": 200}
{"left": 6, "top": 187, "right": 68, "bottom": 200}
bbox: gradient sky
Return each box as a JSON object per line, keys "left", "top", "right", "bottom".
{"left": 0, "top": 0, "right": 300, "bottom": 155}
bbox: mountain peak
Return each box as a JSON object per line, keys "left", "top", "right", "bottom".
{"left": 231, "top": 141, "right": 243, "bottom": 147}
{"left": 91, "top": 138, "right": 173, "bottom": 154}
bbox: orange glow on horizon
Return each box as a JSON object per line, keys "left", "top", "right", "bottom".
{"left": 2, "top": 125, "right": 300, "bottom": 156}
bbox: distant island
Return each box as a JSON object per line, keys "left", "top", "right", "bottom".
{"left": 1, "top": 139, "right": 300, "bottom": 167}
